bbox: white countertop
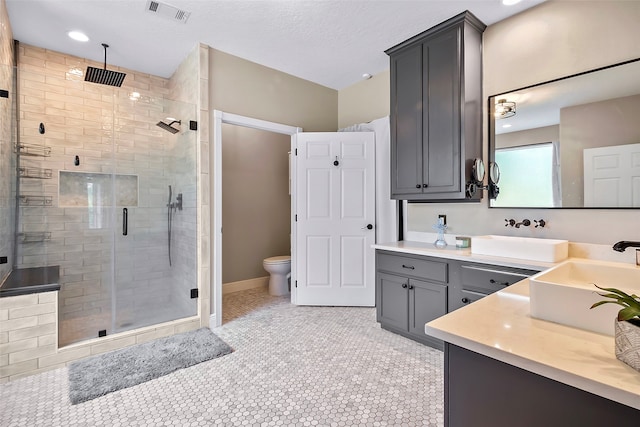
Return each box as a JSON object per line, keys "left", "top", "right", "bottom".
{"left": 425, "top": 279, "right": 640, "bottom": 411}
{"left": 373, "top": 240, "right": 556, "bottom": 271}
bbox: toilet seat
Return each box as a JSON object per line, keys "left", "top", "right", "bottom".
{"left": 264, "top": 255, "right": 291, "bottom": 264}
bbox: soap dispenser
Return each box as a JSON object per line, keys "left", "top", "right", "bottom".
{"left": 433, "top": 217, "right": 448, "bottom": 249}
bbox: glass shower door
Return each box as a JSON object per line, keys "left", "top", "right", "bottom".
{"left": 112, "top": 94, "right": 198, "bottom": 333}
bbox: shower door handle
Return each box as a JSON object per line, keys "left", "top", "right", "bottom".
{"left": 123, "top": 208, "right": 128, "bottom": 236}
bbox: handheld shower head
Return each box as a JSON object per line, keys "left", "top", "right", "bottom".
{"left": 156, "top": 119, "right": 181, "bottom": 134}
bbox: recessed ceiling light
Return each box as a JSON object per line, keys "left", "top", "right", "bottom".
{"left": 68, "top": 31, "right": 89, "bottom": 42}
{"left": 502, "top": 0, "right": 521, "bottom": 5}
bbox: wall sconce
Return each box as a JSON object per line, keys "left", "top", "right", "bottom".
{"left": 494, "top": 99, "right": 516, "bottom": 119}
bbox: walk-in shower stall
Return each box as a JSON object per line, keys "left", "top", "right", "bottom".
{"left": 1, "top": 43, "right": 199, "bottom": 347}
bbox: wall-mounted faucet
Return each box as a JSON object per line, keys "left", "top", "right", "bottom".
{"left": 515, "top": 219, "right": 531, "bottom": 228}
{"left": 534, "top": 219, "right": 546, "bottom": 228}
{"left": 612, "top": 241, "right": 640, "bottom": 266}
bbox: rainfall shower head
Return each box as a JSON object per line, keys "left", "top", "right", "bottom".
{"left": 85, "top": 43, "right": 126, "bottom": 87}
{"left": 156, "top": 119, "right": 181, "bottom": 134}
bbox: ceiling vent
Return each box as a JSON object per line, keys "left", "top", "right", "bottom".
{"left": 146, "top": 1, "right": 191, "bottom": 24}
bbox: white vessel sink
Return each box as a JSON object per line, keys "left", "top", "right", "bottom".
{"left": 471, "top": 235, "right": 568, "bottom": 262}
{"left": 529, "top": 259, "right": 640, "bottom": 336}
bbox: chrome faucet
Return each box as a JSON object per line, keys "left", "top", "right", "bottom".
{"left": 612, "top": 241, "right": 640, "bottom": 266}
{"left": 515, "top": 219, "right": 531, "bottom": 228}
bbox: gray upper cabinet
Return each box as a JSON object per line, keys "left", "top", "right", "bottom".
{"left": 386, "top": 11, "right": 486, "bottom": 201}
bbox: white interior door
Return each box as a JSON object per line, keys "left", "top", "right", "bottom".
{"left": 293, "top": 132, "right": 375, "bottom": 306}
{"left": 584, "top": 143, "right": 640, "bottom": 207}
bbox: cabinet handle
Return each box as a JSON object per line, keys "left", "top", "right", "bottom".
{"left": 402, "top": 264, "right": 415, "bottom": 270}
{"left": 415, "top": 184, "right": 421, "bottom": 189}
{"left": 408, "top": 284, "right": 414, "bottom": 290}
{"left": 489, "top": 279, "right": 510, "bottom": 287}
{"left": 422, "top": 184, "right": 428, "bottom": 188}
{"left": 401, "top": 283, "right": 408, "bottom": 289}
{"left": 461, "top": 297, "right": 470, "bottom": 304}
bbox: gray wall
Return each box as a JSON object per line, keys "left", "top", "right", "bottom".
{"left": 221, "top": 124, "right": 290, "bottom": 283}
{"left": 208, "top": 47, "right": 337, "bottom": 308}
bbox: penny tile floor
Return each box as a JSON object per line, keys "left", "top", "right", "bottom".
{"left": 0, "top": 287, "right": 444, "bottom": 426}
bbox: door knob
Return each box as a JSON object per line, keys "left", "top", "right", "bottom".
{"left": 408, "top": 285, "right": 414, "bottom": 290}
{"left": 462, "top": 297, "right": 470, "bottom": 304}
{"left": 362, "top": 224, "right": 373, "bottom": 230}
{"left": 401, "top": 283, "right": 408, "bottom": 289}
{"left": 415, "top": 184, "right": 421, "bottom": 188}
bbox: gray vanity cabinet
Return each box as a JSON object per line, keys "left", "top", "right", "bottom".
{"left": 386, "top": 11, "right": 485, "bottom": 201}
{"left": 447, "top": 261, "right": 540, "bottom": 312}
{"left": 376, "top": 251, "right": 448, "bottom": 350}
{"left": 375, "top": 249, "right": 543, "bottom": 350}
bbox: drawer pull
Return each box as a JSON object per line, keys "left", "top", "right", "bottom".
{"left": 461, "top": 297, "right": 470, "bottom": 304}
{"left": 401, "top": 283, "right": 408, "bottom": 289}
{"left": 402, "top": 264, "right": 415, "bottom": 270}
{"left": 490, "top": 279, "right": 510, "bottom": 287}
{"left": 408, "top": 284, "right": 414, "bottom": 290}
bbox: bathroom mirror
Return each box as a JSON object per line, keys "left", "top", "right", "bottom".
{"left": 488, "top": 58, "right": 640, "bottom": 208}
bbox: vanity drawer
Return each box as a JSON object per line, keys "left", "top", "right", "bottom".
{"left": 459, "top": 289, "right": 487, "bottom": 306}
{"left": 377, "top": 252, "right": 448, "bottom": 283}
{"left": 460, "top": 263, "right": 537, "bottom": 294}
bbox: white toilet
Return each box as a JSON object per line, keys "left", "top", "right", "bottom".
{"left": 263, "top": 255, "right": 291, "bottom": 296}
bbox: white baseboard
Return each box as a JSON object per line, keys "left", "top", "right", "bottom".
{"left": 222, "top": 276, "right": 269, "bottom": 295}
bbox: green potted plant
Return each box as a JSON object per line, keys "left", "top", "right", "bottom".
{"left": 591, "top": 284, "right": 640, "bottom": 371}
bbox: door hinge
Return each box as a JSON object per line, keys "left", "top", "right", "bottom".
{"left": 295, "top": 214, "right": 297, "bottom": 222}
{"left": 190, "top": 288, "right": 199, "bottom": 299}
{"left": 295, "top": 280, "right": 298, "bottom": 288}
{"left": 295, "top": 148, "right": 297, "bottom": 155}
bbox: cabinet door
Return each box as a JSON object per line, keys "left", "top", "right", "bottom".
{"left": 376, "top": 272, "right": 409, "bottom": 331}
{"left": 408, "top": 278, "right": 447, "bottom": 337}
{"left": 390, "top": 44, "right": 423, "bottom": 196}
{"left": 422, "top": 25, "right": 461, "bottom": 195}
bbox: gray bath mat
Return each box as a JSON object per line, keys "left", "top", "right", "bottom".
{"left": 68, "top": 327, "right": 233, "bottom": 404}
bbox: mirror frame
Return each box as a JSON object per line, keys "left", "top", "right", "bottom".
{"left": 488, "top": 57, "right": 640, "bottom": 209}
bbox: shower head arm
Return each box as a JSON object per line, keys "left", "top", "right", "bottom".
{"left": 101, "top": 43, "right": 109, "bottom": 70}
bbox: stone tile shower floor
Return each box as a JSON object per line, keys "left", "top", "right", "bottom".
{"left": 0, "top": 287, "right": 444, "bottom": 426}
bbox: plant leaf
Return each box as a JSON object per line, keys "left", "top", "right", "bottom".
{"left": 590, "top": 300, "right": 625, "bottom": 309}
{"left": 594, "top": 284, "right": 634, "bottom": 299}
{"left": 618, "top": 306, "right": 640, "bottom": 322}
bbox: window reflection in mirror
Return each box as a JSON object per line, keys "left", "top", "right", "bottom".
{"left": 493, "top": 143, "right": 558, "bottom": 208}
{"left": 489, "top": 58, "right": 640, "bottom": 208}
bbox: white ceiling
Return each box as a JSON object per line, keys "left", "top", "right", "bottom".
{"left": 6, "top": 0, "right": 545, "bottom": 90}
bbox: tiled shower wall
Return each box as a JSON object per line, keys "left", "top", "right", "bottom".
{"left": 0, "top": 0, "right": 15, "bottom": 283}
{"left": 15, "top": 44, "right": 197, "bottom": 345}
